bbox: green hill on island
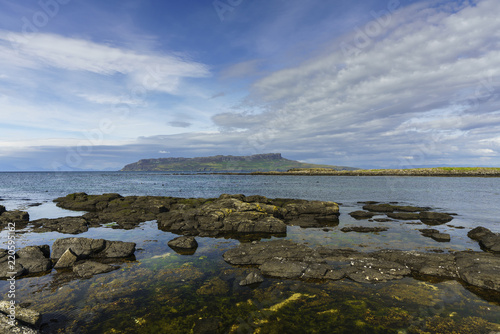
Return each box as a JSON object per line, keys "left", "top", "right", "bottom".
{"left": 120, "top": 153, "right": 357, "bottom": 172}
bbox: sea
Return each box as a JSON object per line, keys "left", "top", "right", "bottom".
{"left": 1, "top": 172, "right": 500, "bottom": 333}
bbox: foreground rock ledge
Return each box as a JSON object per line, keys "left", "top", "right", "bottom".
{"left": 223, "top": 240, "right": 500, "bottom": 292}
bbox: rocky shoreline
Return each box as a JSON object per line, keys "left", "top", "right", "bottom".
{"left": 1, "top": 193, "right": 500, "bottom": 332}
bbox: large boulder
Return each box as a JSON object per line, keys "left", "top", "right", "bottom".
{"left": 52, "top": 237, "right": 136, "bottom": 260}
{"left": 15, "top": 245, "right": 52, "bottom": 275}
{"left": 456, "top": 252, "right": 500, "bottom": 291}
{"left": 467, "top": 226, "right": 500, "bottom": 253}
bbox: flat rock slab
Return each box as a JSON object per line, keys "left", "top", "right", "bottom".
{"left": 467, "top": 226, "right": 500, "bottom": 253}
{"left": 31, "top": 217, "right": 88, "bottom": 234}
{"left": 52, "top": 238, "right": 135, "bottom": 259}
{"left": 223, "top": 240, "right": 500, "bottom": 292}
{"left": 73, "top": 261, "right": 118, "bottom": 278}
{"left": 340, "top": 227, "right": 389, "bottom": 233}
{"left": 349, "top": 211, "right": 375, "bottom": 219}
{"left": 0, "top": 315, "right": 40, "bottom": 334}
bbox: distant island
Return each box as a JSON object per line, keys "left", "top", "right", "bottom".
{"left": 120, "top": 153, "right": 357, "bottom": 172}
{"left": 251, "top": 167, "right": 500, "bottom": 177}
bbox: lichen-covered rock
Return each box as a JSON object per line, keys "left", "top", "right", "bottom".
{"left": 15, "top": 245, "right": 52, "bottom": 275}
{"left": 51, "top": 238, "right": 106, "bottom": 259}
{"left": 456, "top": 252, "right": 500, "bottom": 291}
{"left": 239, "top": 271, "right": 264, "bottom": 286}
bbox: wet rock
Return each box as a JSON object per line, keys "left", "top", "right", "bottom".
{"left": 456, "top": 252, "right": 500, "bottom": 291}
{"left": 192, "top": 317, "right": 223, "bottom": 334}
{"left": 362, "top": 204, "right": 395, "bottom": 212}
{"left": 54, "top": 249, "right": 78, "bottom": 269}
{"left": 419, "top": 211, "right": 453, "bottom": 225}
{"left": 222, "top": 239, "right": 324, "bottom": 266}
{"left": 0, "top": 210, "right": 30, "bottom": 230}
{"left": 51, "top": 238, "right": 105, "bottom": 259}
{"left": 260, "top": 260, "right": 309, "bottom": 279}
{"left": 374, "top": 250, "right": 458, "bottom": 278}
{"left": 73, "top": 261, "right": 118, "bottom": 278}
{"left": 239, "top": 271, "right": 264, "bottom": 286}
{"left": 15, "top": 246, "right": 52, "bottom": 275}
{"left": 340, "top": 227, "right": 389, "bottom": 233}
{"left": 168, "top": 236, "right": 198, "bottom": 249}
{"left": 31, "top": 217, "right": 89, "bottom": 234}
{"left": 0, "top": 205, "right": 5, "bottom": 215}
{"left": 349, "top": 211, "right": 375, "bottom": 219}
{"left": 392, "top": 205, "right": 429, "bottom": 212}
{"left": 0, "top": 300, "right": 41, "bottom": 327}
{"left": 345, "top": 258, "right": 411, "bottom": 283}
{"left": 386, "top": 212, "right": 420, "bottom": 220}
{"left": 97, "top": 240, "right": 136, "bottom": 258}
{"left": 0, "top": 251, "right": 26, "bottom": 278}
{"left": 419, "top": 229, "right": 451, "bottom": 242}
{"left": 467, "top": 226, "right": 500, "bottom": 253}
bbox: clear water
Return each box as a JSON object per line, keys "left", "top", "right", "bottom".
{"left": 1, "top": 172, "right": 500, "bottom": 333}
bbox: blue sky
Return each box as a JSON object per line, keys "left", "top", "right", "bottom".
{"left": 0, "top": 0, "right": 499, "bottom": 171}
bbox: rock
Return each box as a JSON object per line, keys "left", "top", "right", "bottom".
{"left": 31, "top": 217, "right": 88, "bottom": 234}
{"left": 419, "top": 211, "right": 453, "bottom": 225}
{"left": 54, "top": 248, "right": 78, "bottom": 269}
{"left": 362, "top": 204, "right": 395, "bottom": 212}
{"left": 192, "top": 317, "right": 223, "bottom": 334}
{"left": 0, "top": 205, "right": 5, "bottom": 215}
{"left": 467, "top": 226, "right": 500, "bottom": 253}
{"left": 73, "top": 261, "right": 117, "bottom": 278}
{"left": 374, "top": 249, "right": 458, "bottom": 278}
{"left": 239, "top": 271, "right": 264, "bottom": 286}
{"left": 386, "top": 212, "right": 420, "bottom": 220}
{"left": 349, "top": 211, "right": 375, "bottom": 219}
{"left": 430, "top": 233, "right": 451, "bottom": 242}
{"left": 168, "top": 236, "right": 198, "bottom": 249}
{"left": 0, "top": 315, "right": 40, "bottom": 333}
{"left": 0, "top": 252, "right": 26, "bottom": 278}
{"left": 51, "top": 238, "right": 106, "bottom": 259}
{"left": 340, "top": 227, "right": 389, "bottom": 233}
{"left": 392, "top": 205, "right": 428, "bottom": 212}
{"left": 0, "top": 210, "right": 29, "bottom": 223}
{"left": 345, "top": 258, "right": 411, "bottom": 283}
{"left": 15, "top": 246, "right": 52, "bottom": 275}
{"left": 468, "top": 226, "right": 492, "bottom": 241}
{"left": 196, "top": 277, "right": 229, "bottom": 295}
{"left": 222, "top": 239, "right": 324, "bottom": 266}
{"left": 260, "top": 260, "right": 309, "bottom": 279}
{"left": 418, "top": 229, "right": 451, "bottom": 242}
{"left": 97, "top": 240, "right": 136, "bottom": 258}
{"left": 456, "top": 252, "right": 500, "bottom": 291}
{"left": 0, "top": 300, "right": 41, "bottom": 327}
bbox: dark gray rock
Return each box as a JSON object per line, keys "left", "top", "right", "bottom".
{"left": 73, "top": 261, "right": 117, "bottom": 278}
{"left": 430, "top": 233, "right": 451, "bottom": 242}
{"left": 239, "top": 271, "right": 264, "bottom": 286}
{"left": 0, "top": 205, "right": 5, "bottom": 215}
{"left": 362, "top": 204, "right": 395, "bottom": 212}
{"left": 16, "top": 246, "right": 52, "bottom": 275}
{"left": 349, "top": 211, "right": 375, "bottom": 219}
{"left": 456, "top": 252, "right": 500, "bottom": 291}
{"left": 467, "top": 226, "right": 500, "bottom": 253}
{"left": 168, "top": 236, "right": 198, "bottom": 249}
{"left": 419, "top": 211, "right": 453, "bottom": 225}
{"left": 340, "top": 226, "right": 388, "bottom": 233}
{"left": 345, "top": 258, "right": 411, "bottom": 283}
{"left": 31, "top": 217, "right": 88, "bottom": 234}
{"left": 223, "top": 239, "right": 324, "bottom": 266}
{"left": 51, "top": 238, "right": 106, "bottom": 259}
{"left": 386, "top": 212, "right": 420, "bottom": 220}
{"left": 260, "top": 260, "right": 309, "bottom": 279}
{"left": 97, "top": 240, "right": 136, "bottom": 258}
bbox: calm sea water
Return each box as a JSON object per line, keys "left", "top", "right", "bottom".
{"left": 1, "top": 172, "right": 500, "bottom": 333}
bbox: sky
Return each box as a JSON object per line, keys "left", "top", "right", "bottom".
{"left": 0, "top": 0, "right": 499, "bottom": 171}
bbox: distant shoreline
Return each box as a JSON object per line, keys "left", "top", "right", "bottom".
{"left": 229, "top": 167, "right": 500, "bottom": 177}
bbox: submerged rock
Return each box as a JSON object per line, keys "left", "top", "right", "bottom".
{"left": 73, "top": 260, "right": 118, "bottom": 278}
{"left": 239, "top": 271, "right": 264, "bottom": 286}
